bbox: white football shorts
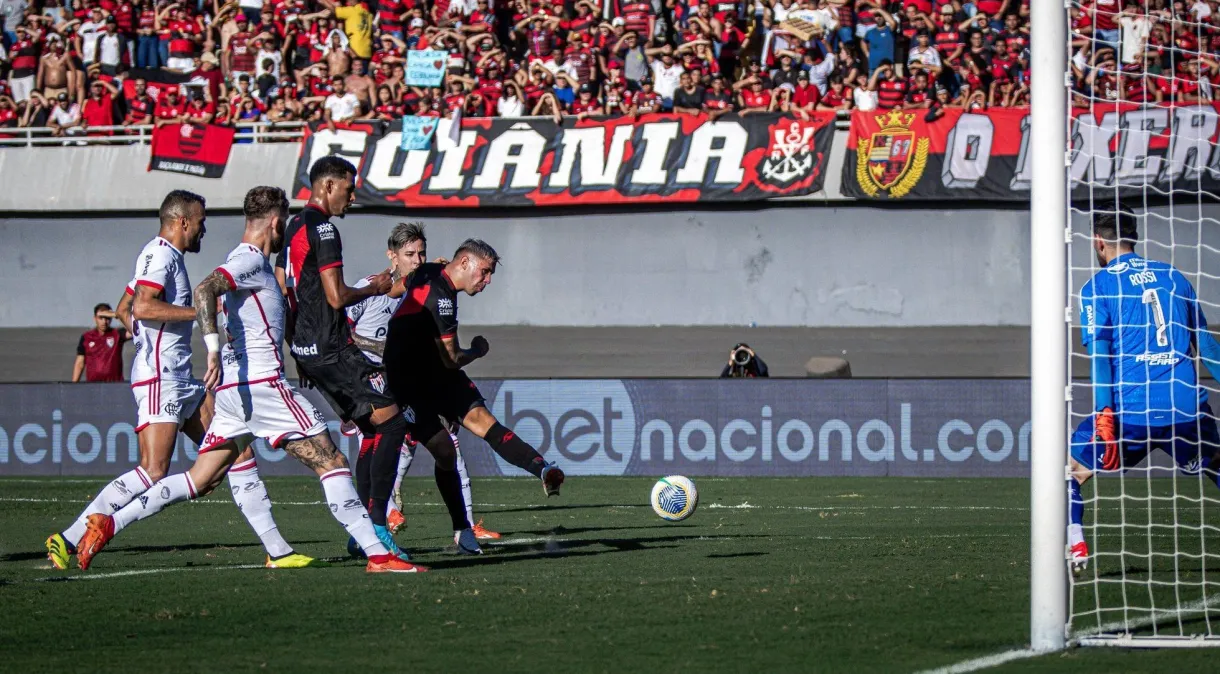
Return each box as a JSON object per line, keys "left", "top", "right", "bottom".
{"left": 132, "top": 377, "right": 206, "bottom": 432}
{"left": 199, "top": 375, "right": 328, "bottom": 452}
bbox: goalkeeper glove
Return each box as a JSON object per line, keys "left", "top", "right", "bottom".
{"left": 1094, "top": 407, "right": 1120, "bottom": 470}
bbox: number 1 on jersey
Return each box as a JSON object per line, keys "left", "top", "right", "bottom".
{"left": 1142, "top": 288, "right": 1169, "bottom": 347}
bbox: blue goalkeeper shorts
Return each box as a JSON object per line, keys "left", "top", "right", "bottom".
{"left": 1070, "top": 403, "right": 1220, "bottom": 472}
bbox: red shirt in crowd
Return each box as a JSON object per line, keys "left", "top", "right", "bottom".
{"left": 77, "top": 327, "right": 127, "bottom": 382}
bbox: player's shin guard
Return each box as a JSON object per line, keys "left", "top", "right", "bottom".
{"left": 319, "top": 467, "right": 388, "bottom": 558}
{"left": 228, "top": 459, "right": 293, "bottom": 559}
{"left": 62, "top": 466, "right": 154, "bottom": 546}
{"left": 484, "top": 422, "right": 547, "bottom": 478}
{"left": 1068, "top": 479, "right": 1085, "bottom": 547}
{"left": 112, "top": 473, "right": 198, "bottom": 534}
{"left": 368, "top": 415, "right": 408, "bottom": 527}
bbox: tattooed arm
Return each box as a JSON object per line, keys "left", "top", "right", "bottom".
{"left": 193, "top": 270, "right": 236, "bottom": 391}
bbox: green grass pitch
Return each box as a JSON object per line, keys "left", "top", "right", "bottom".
{"left": 1, "top": 476, "right": 1217, "bottom": 672}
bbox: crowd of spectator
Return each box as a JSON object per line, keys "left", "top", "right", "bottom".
{"left": 0, "top": 0, "right": 1214, "bottom": 134}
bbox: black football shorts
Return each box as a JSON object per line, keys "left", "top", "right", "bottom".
{"left": 392, "top": 370, "right": 486, "bottom": 440}
{"left": 296, "top": 345, "right": 396, "bottom": 423}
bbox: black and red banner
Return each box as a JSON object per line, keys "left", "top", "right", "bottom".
{"left": 293, "top": 112, "right": 836, "bottom": 207}
{"left": 149, "top": 123, "right": 237, "bottom": 178}
{"left": 842, "top": 104, "right": 1220, "bottom": 201}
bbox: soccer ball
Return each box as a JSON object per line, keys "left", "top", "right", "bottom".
{"left": 651, "top": 476, "right": 698, "bottom": 521}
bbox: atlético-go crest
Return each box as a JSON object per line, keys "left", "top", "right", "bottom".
{"left": 856, "top": 109, "right": 930, "bottom": 198}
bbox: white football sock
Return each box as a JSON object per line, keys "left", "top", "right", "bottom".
{"left": 1068, "top": 523, "right": 1085, "bottom": 547}
{"left": 386, "top": 445, "right": 415, "bottom": 518}
{"left": 63, "top": 467, "right": 153, "bottom": 546}
{"left": 320, "top": 468, "right": 388, "bottom": 557}
{"left": 113, "top": 473, "right": 197, "bottom": 534}
{"left": 228, "top": 458, "right": 293, "bottom": 559}
{"left": 454, "top": 437, "right": 473, "bottom": 526}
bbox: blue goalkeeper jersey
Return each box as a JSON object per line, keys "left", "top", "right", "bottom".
{"left": 1080, "top": 253, "right": 1207, "bottom": 426}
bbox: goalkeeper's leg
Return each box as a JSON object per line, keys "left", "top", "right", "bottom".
{"left": 1067, "top": 416, "right": 1152, "bottom": 574}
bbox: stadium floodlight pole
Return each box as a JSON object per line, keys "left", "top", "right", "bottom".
{"left": 1028, "top": 0, "right": 1068, "bottom": 653}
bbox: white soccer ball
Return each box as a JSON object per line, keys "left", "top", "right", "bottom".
{"left": 651, "top": 475, "right": 698, "bottom": 522}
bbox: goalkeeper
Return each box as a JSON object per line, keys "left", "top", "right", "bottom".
{"left": 1070, "top": 208, "right": 1220, "bottom": 573}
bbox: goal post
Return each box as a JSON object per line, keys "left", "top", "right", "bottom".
{"left": 1029, "top": 0, "right": 1069, "bottom": 653}
{"left": 1037, "top": 0, "right": 1220, "bottom": 648}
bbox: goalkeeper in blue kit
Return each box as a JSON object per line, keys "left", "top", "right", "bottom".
{"left": 1070, "top": 209, "right": 1220, "bottom": 573}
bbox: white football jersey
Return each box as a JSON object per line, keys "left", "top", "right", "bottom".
{"left": 128, "top": 236, "right": 195, "bottom": 384}
{"left": 216, "top": 243, "right": 287, "bottom": 383}
{"left": 346, "top": 275, "right": 402, "bottom": 365}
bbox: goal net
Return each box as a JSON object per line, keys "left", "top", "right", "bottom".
{"left": 1063, "top": 0, "right": 1220, "bottom": 647}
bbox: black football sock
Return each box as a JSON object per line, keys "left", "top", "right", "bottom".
{"left": 354, "top": 435, "right": 374, "bottom": 519}
{"left": 484, "top": 422, "right": 547, "bottom": 478}
{"left": 368, "top": 414, "right": 408, "bottom": 527}
{"left": 422, "top": 429, "right": 471, "bottom": 531}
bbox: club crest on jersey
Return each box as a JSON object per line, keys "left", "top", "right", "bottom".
{"left": 368, "top": 372, "right": 386, "bottom": 394}
{"left": 856, "top": 109, "right": 929, "bottom": 198}
{"left": 403, "top": 405, "right": 416, "bottom": 423}
{"left": 164, "top": 401, "right": 181, "bottom": 416}
{"left": 437, "top": 298, "right": 455, "bottom": 316}
{"left": 316, "top": 222, "right": 336, "bottom": 240}
{"left": 106, "top": 336, "right": 115, "bottom": 347}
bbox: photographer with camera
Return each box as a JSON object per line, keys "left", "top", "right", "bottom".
{"left": 720, "top": 343, "right": 769, "bottom": 378}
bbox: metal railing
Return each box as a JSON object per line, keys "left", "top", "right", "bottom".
{"left": 0, "top": 114, "right": 853, "bottom": 148}
{"left": 0, "top": 121, "right": 308, "bottom": 147}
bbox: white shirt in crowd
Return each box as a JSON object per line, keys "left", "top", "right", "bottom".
{"left": 98, "top": 32, "right": 123, "bottom": 67}
{"left": 854, "top": 86, "right": 878, "bottom": 111}
{"left": 542, "top": 59, "right": 579, "bottom": 81}
{"left": 50, "top": 102, "right": 81, "bottom": 127}
{"left": 808, "top": 52, "right": 836, "bottom": 94}
{"left": 78, "top": 20, "right": 105, "bottom": 62}
{"left": 325, "top": 92, "right": 361, "bottom": 121}
{"left": 256, "top": 48, "right": 282, "bottom": 80}
{"left": 497, "top": 95, "right": 525, "bottom": 117}
{"left": 908, "top": 46, "right": 942, "bottom": 71}
{"left": 1118, "top": 14, "right": 1153, "bottom": 64}
{"left": 651, "top": 61, "right": 684, "bottom": 101}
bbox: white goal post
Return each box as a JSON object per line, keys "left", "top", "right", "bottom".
{"left": 1033, "top": 1, "right": 1220, "bottom": 650}
{"left": 1029, "top": 0, "right": 1069, "bottom": 654}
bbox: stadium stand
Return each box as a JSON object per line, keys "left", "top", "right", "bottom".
{"left": 0, "top": 0, "right": 1080, "bottom": 136}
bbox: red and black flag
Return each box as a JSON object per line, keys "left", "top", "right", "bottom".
{"left": 122, "top": 68, "right": 194, "bottom": 102}
{"left": 841, "top": 107, "right": 1029, "bottom": 201}
{"left": 149, "top": 123, "right": 237, "bottom": 179}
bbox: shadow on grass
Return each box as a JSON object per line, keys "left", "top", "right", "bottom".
{"left": 0, "top": 551, "right": 49, "bottom": 563}
{"left": 111, "top": 539, "right": 330, "bottom": 555}
{"left": 415, "top": 532, "right": 768, "bottom": 569}
{"left": 480, "top": 503, "right": 645, "bottom": 514}
{"left": 706, "top": 552, "right": 768, "bottom": 559}
{"left": 1095, "top": 563, "right": 1220, "bottom": 580}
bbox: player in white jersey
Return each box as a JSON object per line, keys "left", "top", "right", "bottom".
{"left": 76, "top": 187, "right": 425, "bottom": 574}
{"left": 344, "top": 223, "right": 500, "bottom": 541}
{"left": 47, "top": 191, "right": 314, "bottom": 572}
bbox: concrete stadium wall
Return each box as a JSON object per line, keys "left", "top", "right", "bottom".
{"left": 0, "top": 207, "right": 1033, "bottom": 328}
